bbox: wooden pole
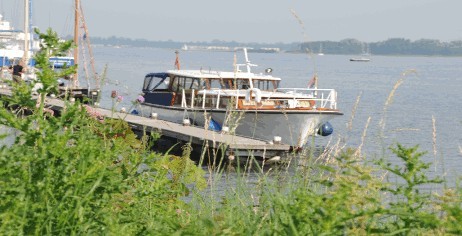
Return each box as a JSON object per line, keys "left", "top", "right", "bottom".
{"left": 73, "top": 0, "right": 79, "bottom": 87}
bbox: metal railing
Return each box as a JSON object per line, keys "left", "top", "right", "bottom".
{"left": 275, "top": 88, "right": 338, "bottom": 109}
{"left": 180, "top": 88, "right": 338, "bottom": 110}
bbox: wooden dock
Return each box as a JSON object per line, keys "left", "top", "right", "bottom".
{"left": 1, "top": 87, "right": 290, "bottom": 160}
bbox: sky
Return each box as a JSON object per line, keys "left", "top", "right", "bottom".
{"left": 1, "top": 0, "right": 461, "bottom": 43}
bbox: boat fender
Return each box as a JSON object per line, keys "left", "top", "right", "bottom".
{"left": 317, "top": 122, "right": 333, "bottom": 136}
{"left": 208, "top": 118, "right": 222, "bottom": 131}
{"left": 245, "top": 88, "right": 262, "bottom": 103}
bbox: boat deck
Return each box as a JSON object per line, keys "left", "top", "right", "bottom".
{"left": 0, "top": 87, "right": 290, "bottom": 159}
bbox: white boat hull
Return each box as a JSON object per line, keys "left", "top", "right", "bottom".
{"left": 138, "top": 104, "right": 341, "bottom": 148}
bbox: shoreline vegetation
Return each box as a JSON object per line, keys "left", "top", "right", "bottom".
{"left": 1, "top": 29, "right": 461, "bottom": 234}
{"left": 83, "top": 35, "right": 462, "bottom": 56}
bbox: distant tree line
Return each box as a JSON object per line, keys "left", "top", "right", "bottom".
{"left": 301, "top": 38, "right": 462, "bottom": 56}
{"left": 85, "top": 35, "right": 462, "bottom": 56}
{"left": 85, "top": 36, "right": 300, "bottom": 51}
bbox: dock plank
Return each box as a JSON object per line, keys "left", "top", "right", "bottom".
{"left": 1, "top": 87, "right": 290, "bottom": 157}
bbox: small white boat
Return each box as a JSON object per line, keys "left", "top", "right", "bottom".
{"left": 350, "top": 43, "right": 371, "bottom": 62}
{"left": 317, "top": 43, "right": 324, "bottom": 56}
{"left": 137, "top": 49, "right": 342, "bottom": 148}
{"left": 349, "top": 57, "right": 370, "bottom": 62}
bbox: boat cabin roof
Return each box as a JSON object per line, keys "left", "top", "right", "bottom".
{"left": 153, "top": 69, "right": 282, "bottom": 81}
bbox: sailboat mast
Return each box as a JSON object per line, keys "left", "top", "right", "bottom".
{"left": 73, "top": 0, "right": 79, "bottom": 87}
{"left": 79, "top": 3, "right": 99, "bottom": 88}
{"left": 23, "top": 0, "right": 29, "bottom": 64}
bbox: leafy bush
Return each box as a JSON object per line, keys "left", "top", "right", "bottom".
{"left": 0, "top": 28, "right": 206, "bottom": 235}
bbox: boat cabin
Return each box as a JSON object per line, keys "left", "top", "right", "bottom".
{"left": 141, "top": 69, "right": 337, "bottom": 111}
{"left": 142, "top": 70, "right": 281, "bottom": 107}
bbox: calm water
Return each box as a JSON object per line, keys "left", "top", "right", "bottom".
{"left": 90, "top": 47, "right": 462, "bottom": 183}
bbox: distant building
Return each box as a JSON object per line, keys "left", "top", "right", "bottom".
{"left": 181, "top": 44, "right": 231, "bottom": 51}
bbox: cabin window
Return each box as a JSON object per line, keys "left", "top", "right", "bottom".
{"left": 156, "top": 77, "right": 170, "bottom": 90}
{"left": 185, "top": 78, "right": 201, "bottom": 90}
{"left": 184, "top": 77, "right": 193, "bottom": 89}
{"left": 143, "top": 74, "right": 170, "bottom": 91}
{"left": 208, "top": 78, "right": 224, "bottom": 89}
{"left": 222, "top": 79, "right": 250, "bottom": 89}
{"left": 171, "top": 77, "right": 180, "bottom": 92}
{"left": 253, "top": 80, "right": 263, "bottom": 90}
{"left": 240, "top": 80, "right": 250, "bottom": 89}
{"left": 239, "top": 80, "right": 251, "bottom": 89}
{"left": 273, "top": 81, "right": 279, "bottom": 89}
{"left": 149, "top": 77, "right": 169, "bottom": 90}
{"left": 252, "top": 80, "right": 279, "bottom": 90}
{"left": 224, "top": 79, "right": 233, "bottom": 89}
{"left": 143, "top": 76, "right": 152, "bottom": 90}
{"left": 171, "top": 76, "right": 203, "bottom": 93}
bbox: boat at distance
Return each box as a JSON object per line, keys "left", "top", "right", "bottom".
{"left": 349, "top": 57, "right": 370, "bottom": 62}
{"left": 317, "top": 43, "right": 324, "bottom": 56}
{"left": 0, "top": 14, "right": 39, "bottom": 61}
{"left": 350, "top": 43, "right": 371, "bottom": 62}
{"left": 49, "top": 56, "right": 74, "bottom": 69}
{"left": 137, "top": 49, "right": 343, "bottom": 148}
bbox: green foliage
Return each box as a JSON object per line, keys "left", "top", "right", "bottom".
{"left": 0, "top": 28, "right": 206, "bottom": 235}
{"left": 439, "top": 184, "right": 462, "bottom": 234}
{"left": 376, "top": 144, "right": 443, "bottom": 234}
{"left": 260, "top": 151, "right": 384, "bottom": 235}
{"left": 2, "top": 82, "right": 36, "bottom": 115}
{"left": 0, "top": 103, "right": 207, "bottom": 234}
{"left": 175, "top": 145, "right": 461, "bottom": 235}
{"left": 34, "top": 28, "right": 76, "bottom": 96}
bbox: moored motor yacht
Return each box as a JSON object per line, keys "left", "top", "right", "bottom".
{"left": 137, "top": 49, "right": 343, "bottom": 148}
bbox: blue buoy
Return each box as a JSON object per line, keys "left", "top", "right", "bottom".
{"left": 131, "top": 109, "right": 139, "bottom": 115}
{"left": 317, "top": 122, "right": 334, "bottom": 136}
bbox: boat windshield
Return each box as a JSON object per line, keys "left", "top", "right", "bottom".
{"left": 143, "top": 73, "right": 170, "bottom": 91}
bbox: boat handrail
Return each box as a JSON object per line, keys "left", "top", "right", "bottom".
{"left": 276, "top": 88, "right": 334, "bottom": 93}
{"left": 277, "top": 88, "right": 338, "bottom": 109}
{"left": 181, "top": 89, "right": 187, "bottom": 108}
{"left": 187, "top": 88, "right": 338, "bottom": 110}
